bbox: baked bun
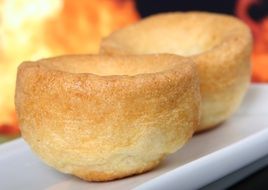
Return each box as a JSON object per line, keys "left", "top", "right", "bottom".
{"left": 100, "top": 12, "right": 252, "bottom": 132}
{"left": 15, "top": 54, "right": 200, "bottom": 181}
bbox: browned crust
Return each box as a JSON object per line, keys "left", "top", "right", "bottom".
{"left": 16, "top": 54, "right": 200, "bottom": 181}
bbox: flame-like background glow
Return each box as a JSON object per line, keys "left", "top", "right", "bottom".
{"left": 0, "top": 0, "right": 139, "bottom": 136}
{"left": 236, "top": 0, "right": 268, "bottom": 82}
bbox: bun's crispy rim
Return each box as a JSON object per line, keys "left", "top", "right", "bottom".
{"left": 15, "top": 54, "right": 201, "bottom": 181}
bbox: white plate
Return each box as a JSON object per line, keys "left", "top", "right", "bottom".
{"left": 1, "top": 84, "right": 268, "bottom": 190}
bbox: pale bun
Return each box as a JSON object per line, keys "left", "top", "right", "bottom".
{"left": 100, "top": 12, "right": 252, "bottom": 131}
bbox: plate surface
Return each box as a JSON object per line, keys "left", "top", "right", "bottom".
{"left": 1, "top": 84, "right": 268, "bottom": 190}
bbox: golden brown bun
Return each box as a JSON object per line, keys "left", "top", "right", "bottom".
{"left": 15, "top": 54, "right": 201, "bottom": 181}
{"left": 100, "top": 11, "right": 252, "bottom": 132}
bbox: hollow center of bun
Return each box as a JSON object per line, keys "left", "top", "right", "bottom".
{"left": 39, "top": 55, "right": 183, "bottom": 76}
{"left": 106, "top": 14, "right": 236, "bottom": 56}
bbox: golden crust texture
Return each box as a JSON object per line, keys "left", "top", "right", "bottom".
{"left": 15, "top": 54, "right": 201, "bottom": 181}
{"left": 100, "top": 11, "right": 253, "bottom": 131}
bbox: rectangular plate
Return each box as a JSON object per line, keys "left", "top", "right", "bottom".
{"left": 1, "top": 84, "right": 268, "bottom": 190}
